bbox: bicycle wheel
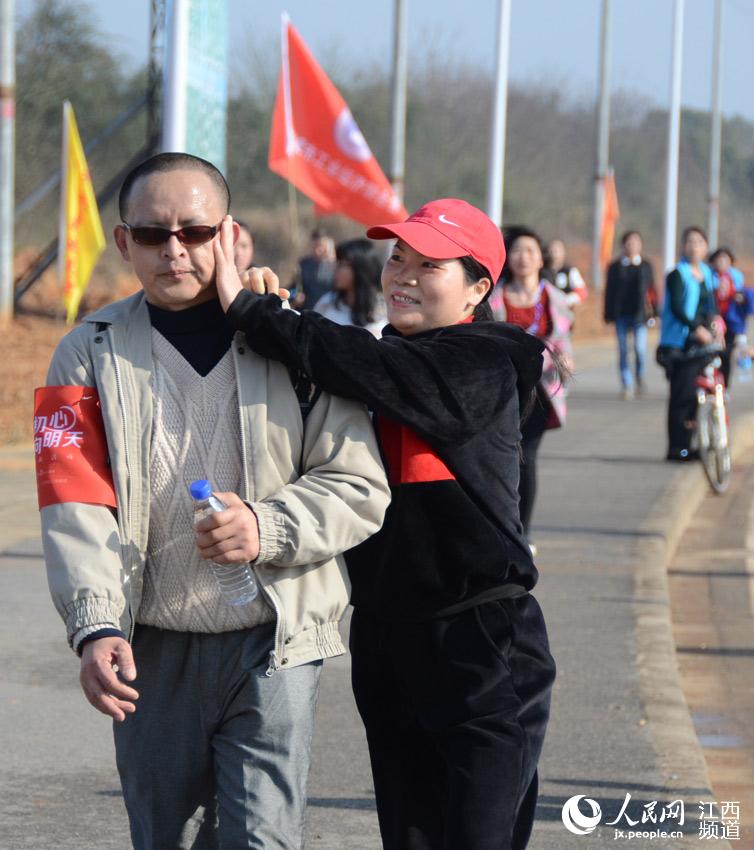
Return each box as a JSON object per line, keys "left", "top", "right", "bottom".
{"left": 697, "top": 401, "right": 731, "bottom": 493}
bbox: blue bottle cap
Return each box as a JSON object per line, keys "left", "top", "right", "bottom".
{"left": 189, "top": 479, "right": 213, "bottom": 500}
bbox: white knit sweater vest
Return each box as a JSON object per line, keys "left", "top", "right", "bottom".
{"left": 137, "top": 330, "right": 275, "bottom": 632}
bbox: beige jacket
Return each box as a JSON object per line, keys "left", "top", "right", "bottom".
{"left": 40, "top": 292, "right": 390, "bottom": 670}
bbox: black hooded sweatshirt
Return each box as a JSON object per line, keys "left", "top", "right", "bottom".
{"left": 227, "top": 291, "right": 545, "bottom": 622}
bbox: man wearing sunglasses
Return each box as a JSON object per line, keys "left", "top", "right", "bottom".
{"left": 38, "top": 152, "right": 390, "bottom": 849}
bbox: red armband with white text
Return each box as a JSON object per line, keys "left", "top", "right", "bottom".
{"left": 33, "top": 386, "right": 117, "bottom": 510}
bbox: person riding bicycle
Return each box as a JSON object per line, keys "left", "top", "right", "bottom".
{"left": 657, "top": 226, "right": 724, "bottom": 461}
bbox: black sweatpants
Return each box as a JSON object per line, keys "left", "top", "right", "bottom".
{"left": 666, "top": 356, "right": 705, "bottom": 453}
{"left": 519, "top": 403, "right": 549, "bottom": 540}
{"left": 350, "top": 596, "right": 556, "bottom": 850}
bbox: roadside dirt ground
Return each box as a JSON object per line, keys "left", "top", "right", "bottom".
{"left": 3, "top": 314, "right": 70, "bottom": 444}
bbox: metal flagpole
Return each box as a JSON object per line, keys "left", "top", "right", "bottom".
{"left": 161, "top": 0, "right": 189, "bottom": 152}
{"left": 591, "top": 0, "right": 611, "bottom": 291}
{"left": 280, "top": 13, "right": 299, "bottom": 248}
{"left": 0, "top": 0, "right": 15, "bottom": 322}
{"left": 486, "top": 0, "right": 512, "bottom": 227}
{"left": 389, "top": 0, "right": 408, "bottom": 204}
{"left": 663, "top": 0, "right": 685, "bottom": 272}
{"left": 148, "top": 0, "right": 167, "bottom": 152}
{"left": 57, "top": 102, "right": 71, "bottom": 294}
{"left": 707, "top": 0, "right": 723, "bottom": 249}
{"left": 280, "top": 12, "right": 296, "bottom": 159}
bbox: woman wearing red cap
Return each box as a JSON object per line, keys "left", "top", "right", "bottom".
{"left": 213, "top": 200, "right": 556, "bottom": 850}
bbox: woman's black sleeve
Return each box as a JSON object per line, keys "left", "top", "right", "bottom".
{"left": 228, "top": 290, "right": 523, "bottom": 446}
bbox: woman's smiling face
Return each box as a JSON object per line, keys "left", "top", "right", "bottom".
{"left": 381, "top": 240, "right": 489, "bottom": 335}
{"left": 507, "top": 236, "right": 544, "bottom": 281}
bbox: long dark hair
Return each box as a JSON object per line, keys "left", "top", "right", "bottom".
{"left": 335, "top": 238, "right": 383, "bottom": 327}
{"left": 458, "top": 256, "right": 494, "bottom": 322}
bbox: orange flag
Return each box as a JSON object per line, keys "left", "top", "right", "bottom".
{"left": 269, "top": 14, "right": 407, "bottom": 226}
{"left": 600, "top": 169, "right": 621, "bottom": 272}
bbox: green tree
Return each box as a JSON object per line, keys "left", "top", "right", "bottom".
{"left": 15, "top": 0, "right": 147, "bottom": 247}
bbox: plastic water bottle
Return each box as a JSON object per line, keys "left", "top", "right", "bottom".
{"left": 189, "top": 479, "right": 258, "bottom": 605}
{"left": 735, "top": 335, "right": 752, "bottom": 383}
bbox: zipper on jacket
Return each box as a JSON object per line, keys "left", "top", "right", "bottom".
{"left": 265, "top": 650, "right": 279, "bottom": 677}
{"left": 233, "top": 342, "right": 286, "bottom": 672}
{"left": 108, "top": 327, "right": 136, "bottom": 642}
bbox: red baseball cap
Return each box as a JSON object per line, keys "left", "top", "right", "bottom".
{"left": 366, "top": 198, "right": 505, "bottom": 282}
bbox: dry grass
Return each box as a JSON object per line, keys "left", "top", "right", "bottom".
{"left": 1, "top": 313, "right": 70, "bottom": 444}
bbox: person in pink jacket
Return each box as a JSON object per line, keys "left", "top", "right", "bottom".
{"left": 490, "top": 227, "right": 573, "bottom": 555}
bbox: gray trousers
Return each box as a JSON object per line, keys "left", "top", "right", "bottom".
{"left": 113, "top": 623, "right": 322, "bottom": 850}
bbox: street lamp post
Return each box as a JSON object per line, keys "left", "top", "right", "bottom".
{"left": 708, "top": 0, "right": 723, "bottom": 249}
{"left": 161, "top": 0, "right": 189, "bottom": 153}
{"left": 0, "top": 0, "right": 15, "bottom": 322}
{"left": 486, "top": 0, "right": 512, "bottom": 228}
{"left": 389, "top": 0, "right": 408, "bottom": 204}
{"left": 663, "top": 0, "right": 685, "bottom": 273}
{"left": 591, "top": 0, "right": 612, "bottom": 291}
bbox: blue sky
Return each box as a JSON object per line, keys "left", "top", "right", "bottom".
{"left": 17, "top": 0, "right": 754, "bottom": 121}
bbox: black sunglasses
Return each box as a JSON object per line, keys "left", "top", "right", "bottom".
{"left": 121, "top": 221, "right": 221, "bottom": 247}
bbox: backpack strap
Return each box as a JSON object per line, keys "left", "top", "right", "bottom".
{"left": 288, "top": 368, "right": 322, "bottom": 424}
{"left": 289, "top": 368, "right": 322, "bottom": 475}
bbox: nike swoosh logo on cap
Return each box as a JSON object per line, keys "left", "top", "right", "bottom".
{"left": 438, "top": 214, "right": 461, "bottom": 228}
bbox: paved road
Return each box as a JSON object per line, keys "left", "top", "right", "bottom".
{"left": 524, "top": 341, "right": 754, "bottom": 850}
{"left": 1, "top": 337, "right": 752, "bottom": 849}
{"left": 668, "top": 460, "right": 754, "bottom": 847}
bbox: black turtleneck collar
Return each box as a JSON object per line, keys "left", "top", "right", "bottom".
{"left": 147, "top": 297, "right": 235, "bottom": 377}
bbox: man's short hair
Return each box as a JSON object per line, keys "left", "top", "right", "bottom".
{"left": 681, "top": 225, "right": 708, "bottom": 244}
{"left": 118, "top": 152, "right": 231, "bottom": 221}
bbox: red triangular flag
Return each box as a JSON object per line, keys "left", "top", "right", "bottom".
{"left": 269, "top": 14, "right": 408, "bottom": 226}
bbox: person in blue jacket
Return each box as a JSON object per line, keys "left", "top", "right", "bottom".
{"left": 658, "top": 226, "right": 723, "bottom": 461}
{"left": 709, "top": 246, "right": 754, "bottom": 386}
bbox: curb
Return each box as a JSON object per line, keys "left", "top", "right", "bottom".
{"left": 634, "top": 409, "right": 754, "bottom": 849}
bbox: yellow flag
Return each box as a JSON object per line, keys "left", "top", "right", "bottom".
{"left": 59, "top": 101, "right": 106, "bottom": 324}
